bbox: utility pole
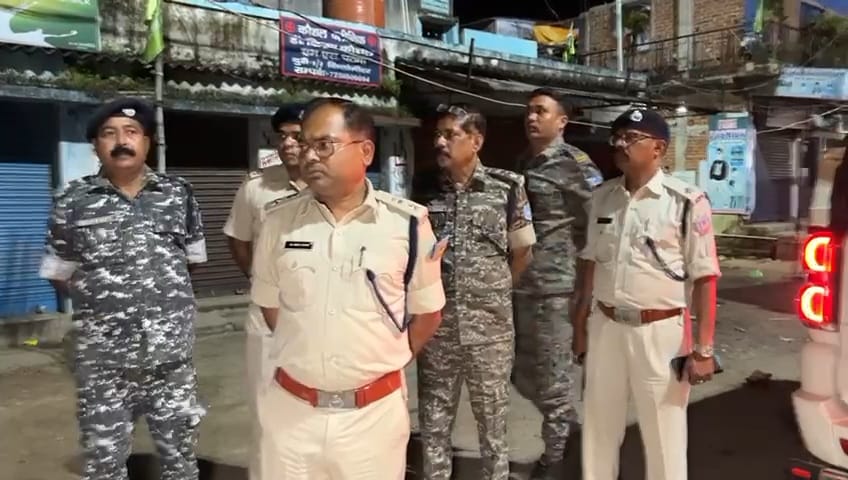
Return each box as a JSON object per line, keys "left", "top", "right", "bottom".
{"left": 154, "top": 54, "right": 166, "bottom": 173}
{"left": 615, "top": 0, "right": 624, "bottom": 71}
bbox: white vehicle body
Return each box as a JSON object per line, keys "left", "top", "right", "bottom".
{"left": 792, "top": 145, "right": 848, "bottom": 478}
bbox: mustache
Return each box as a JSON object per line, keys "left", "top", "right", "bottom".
{"left": 110, "top": 145, "right": 136, "bottom": 158}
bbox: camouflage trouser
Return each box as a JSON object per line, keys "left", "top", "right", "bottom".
{"left": 74, "top": 360, "right": 205, "bottom": 480}
{"left": 513, "top": 292, "right": 580, "bottom": 464}
{"left": 417, "top": 338, "right": 514, "bottom": 480}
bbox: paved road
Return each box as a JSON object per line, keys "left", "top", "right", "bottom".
{"left": 0, "top": 263, "right": 812, "bottom": 480}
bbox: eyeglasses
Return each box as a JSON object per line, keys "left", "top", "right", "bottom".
{"left": 608, "top": 132, "right": 659, "bottom": 147}
{"left": 433, "top": 129, "right": 466, "bottom": 142}
{"left": 298, "top": 139, "right": 365, "bottom": 159}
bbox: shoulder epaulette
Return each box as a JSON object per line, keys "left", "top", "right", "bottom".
{"left": 486, "top": 167, "right": 525, "bottom": 187}
{"left": 374, "top": 190, "right": 428, "bottom": 219}
{"left": 263, "top": 190, "right": 301, "bottom": 213}
{"left": 663, "top": 175, "right": 705, "bottom": 202}
{"left": 246, "top": 170, "right": 263, "bottom": 181}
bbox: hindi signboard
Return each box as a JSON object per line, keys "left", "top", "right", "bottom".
{"left": 0, "top": 0, "right": 100, "bottom": 51}
{"left": 279, "top": 14, "right": 382, "bottom": 87}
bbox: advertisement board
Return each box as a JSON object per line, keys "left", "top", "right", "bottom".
{"left": 0, "top": 0, "right": 100, "bottom": 51}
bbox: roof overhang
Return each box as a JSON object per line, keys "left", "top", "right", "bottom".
{"left": 0, "top": 84, "right": 419, "bottom": 127}
{"left": 395, "top": 60, "right": 722, "bottom": 119}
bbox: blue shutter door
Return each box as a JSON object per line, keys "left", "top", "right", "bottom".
{"left": 0, "top": 161, "right": 57, "bottom": 318}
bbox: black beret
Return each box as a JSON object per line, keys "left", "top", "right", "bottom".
{"left": 86, "top": 97, "right": 155, "bottom": 141}
{"left": 611, "top": 108, "right": 670, "bottom": 142}
{"left": 270, "top": 103, "right": 305, "bottom": 130}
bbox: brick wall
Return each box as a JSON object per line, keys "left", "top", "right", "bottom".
{"left": 583, "top": 0, "right": 748, "bottom": 69}
{"left": 693, "top": 0, "right": 745, "bottom": 32}
{"left": 653, "top": 0, "right": 676, "bottom": 39}
{"left": 684, "top": 115, "right": 710, "bottom": 171}
{"left": 584, "top": 4, "right": 616, "bottom": 68}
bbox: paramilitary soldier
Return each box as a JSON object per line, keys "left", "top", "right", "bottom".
{"left": 223, "top": 103, "right": 306, "bottom": 480}
{"left": 39, "top": 98, "right": 208, "bottom": 480}
{"left": 513, "top": 88, "right": 603, "bottom": 478}
{"left": 415, "top": 103, "right": 537, "bottom": 480}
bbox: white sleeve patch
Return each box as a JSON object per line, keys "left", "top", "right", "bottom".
{"left": 693, "top": 213, "right": 712, "bottom": 236}
{"left": 38, "top": 253, "right": 78, "bottom": 281}
{"left": 186, "top": 239, "right": 208, "bottom": 264}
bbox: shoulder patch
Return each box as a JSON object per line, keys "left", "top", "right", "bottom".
{"left": 263, "top": 190, "right": 300, "bottom": 213}
{"left": 663, "top": 175, "right": 704, "bottom": 202}
{"left": 578, "top": 163, "right": 604, "bottom": 188}
{"left": 693, "top": 212, "right": 713, "bottom": 236}
{"left": 374, "top": 190, "right": 428, "bottom": 219}
{"left": 563, "top": 143, "right": 591, "bottom": 163}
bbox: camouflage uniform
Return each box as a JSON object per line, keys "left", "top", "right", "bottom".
{"left": 415, "top": 162, "right": 536, "bottom": 480}
{"left": 39, "top": 170, "right": 207, "bottom": 480}
{"left": 514, "top": 138, "right": 602, "bottom": 467}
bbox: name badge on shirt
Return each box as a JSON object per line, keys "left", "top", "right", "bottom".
{"left": 284, "top": 241, "right": 313, "bottom": 250}
{"left": 596, "top": 217, "right": 613, "bottom": 224}
{"left": 75, "top": 214, "right": 118, "bottom": 227}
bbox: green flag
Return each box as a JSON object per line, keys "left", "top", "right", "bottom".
{"left": 753, "top": 0, "right": 764, "bottom": 33}
{"left": 142, "top": 0, "right": 163, "bottom": 62}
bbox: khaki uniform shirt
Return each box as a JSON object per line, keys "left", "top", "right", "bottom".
{"left": 416, "top": 162, "right": 537, "bottom": 346}
{"left": 250, "top": 181, "right": 446, "bottom": 391}
{"left": 580, "top": 169, "right": 721, "bottom": 310}
{"left": 223, "top": 168, "right": 305, "bottom": 244}
{"left": 224, "top": 168, "right": 304, "bottom": 334}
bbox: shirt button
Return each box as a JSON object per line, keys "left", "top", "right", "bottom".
{"left": 332, "top": 266, "right": 339, "bottom": 272}
{"left": 328, "top": 308, "right": 336, "bottom": 315}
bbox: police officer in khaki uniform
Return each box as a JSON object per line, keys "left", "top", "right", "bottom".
{"left": 222, "top": 104, "right": 305, "bottom": 480}
{"left": 572, "top": 108, "right": 721, "bottom": 480}
{"left": 250, "top": 97, "right": 447, "bottom": 480}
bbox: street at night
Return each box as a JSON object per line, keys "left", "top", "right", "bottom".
{"left": 0, "top": 259, "right": 812, "bottom": 480}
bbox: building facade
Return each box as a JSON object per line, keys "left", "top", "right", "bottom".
{"left": 566, "top": 0, "right": 847, "bottom": 224}
{"left": 0, "top": 0, "right": 645, "bottom": 320}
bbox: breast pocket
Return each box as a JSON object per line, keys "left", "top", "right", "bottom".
{"left": 275, "top": 251, "right": 319, "bottom": 313}
{"left": 593, "top": 222, "right": 619, "bottom": 264}
{"left": 74, "top": 219, "right": 125, "bottom": 267}
{"left": 471, "top": 211, "right": 509, "bottom": 258}
{"left": 153, "top": 219, "right": 187, "bottom": 250}
{"left": 352, "top": 249, "right": 407, "bottom": 325}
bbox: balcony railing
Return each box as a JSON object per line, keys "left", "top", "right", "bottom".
{"left": 579, "top": 21, "right": 847, "bottom": 79}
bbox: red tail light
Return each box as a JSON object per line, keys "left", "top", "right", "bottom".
{"left": 797, "top": 230, "right": 840, "bottom": 330}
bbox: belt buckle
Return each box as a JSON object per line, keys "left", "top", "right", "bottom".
{"left": 316, "top": 389, "right": 357, "bottom": 409}
{"left": 614, "top": 307, "right": 642, "bottom": 326}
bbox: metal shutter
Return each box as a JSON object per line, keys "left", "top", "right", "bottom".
{"left": 169, "top": 168, "right": 249, "bottom": 298}
{"left": 758, "top": 131, "right": 795, "bottom": 179}
{"left": 0, "top": 161, "right": 58, "bottom": 317}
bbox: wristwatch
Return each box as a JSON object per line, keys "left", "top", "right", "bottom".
{"left": 694, "top": 344, "right": 714, "bottom": 358}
